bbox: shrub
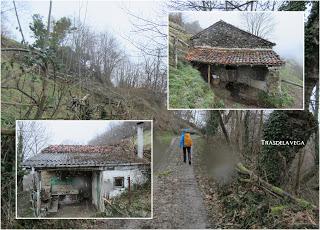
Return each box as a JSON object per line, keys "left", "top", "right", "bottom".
{"left": 258, "top": 90, "right": 294, "bottom": 108}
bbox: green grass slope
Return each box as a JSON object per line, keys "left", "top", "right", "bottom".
{"left": 169, "top": 63, "right": 215, "bottom": 108}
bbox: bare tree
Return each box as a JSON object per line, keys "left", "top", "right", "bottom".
{"left": 241, "top": 12, "right": 276, "bottom": 38}
{"left": 17, "top": 121, "right": 51, "bottom": 160}
{"left": 114, "top": 58, "right": 141, "bottom": 88}
{"left": 99, "top": 32, "right": 123, "bottom": 85}
{"left": 168, "top": 0, "right": 282, "bottom": 11}
{"left": 12, "top": 0, "right": 25, "bottom": 43}
{"left": 125, "top": 10, "right": 167, "bottom": 58}
{"left": 46, "top": 0, "right": 52, "bottom": 36}
{"left": 168, "top": 0, "right": 223, "bottom": 11}
{"left": 89, "top": 121, "right": 152, "bottom": 145}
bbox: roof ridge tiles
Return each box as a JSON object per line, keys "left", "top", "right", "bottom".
{"left": 41, "top": 144, "right": 128, "bottom": 154}
{"left": 193, "top": 46, "right": 274, "bottom": 51}
{"left": 191, "top": 20, "right": 276, "bottom": 47}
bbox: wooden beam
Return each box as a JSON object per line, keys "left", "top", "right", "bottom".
{"left": 2, "top": 101, "right": 36, "bottom": 107}
{"left": 236, "top": 163, "right": 318, "bottom": 210}
{"left": 36, "top": 173, "right": 41, "bottom": 216}
{"left": 281, "top": 79, "right": 303, "bottom": 88}
{"left": 169, "top": 34, "right": 189, "bottom": 47}
{"left": 173, "top": 36, "right": 177, "bottom": 68}
{"left": 128, "top": 176, "right": 131, "bottom": 205}
{"left": 208, "top": 64, "right": 211, "bottom": 85}
{"left": 1, "top": 128, "right": 15, "bottom": 136}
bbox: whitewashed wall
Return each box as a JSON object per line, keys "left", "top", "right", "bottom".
{"left": 102, "top": 166, "right": 146, "bottom": 198}
{"left": 91, "top": 172, "right": 98, "bottom": 208}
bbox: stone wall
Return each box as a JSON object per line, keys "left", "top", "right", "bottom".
{"left": 40, "top": 170, "right": 92, "bottom": 196}
{"left": 265, "top": 67, "right": 281, "bottom": 95}
{"left": 40, "top": 170, "right": 54, "bottom": 192}
{"left": 202, "top": 64, "right": 268, "bottom": 91}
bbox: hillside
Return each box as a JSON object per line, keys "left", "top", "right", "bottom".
{"left": 1, "top": 36, "right": 188, "bottom": 132}
{"left": 279, "top": 59, "right": 304, "bottom": 108}
{"left": 168, "top": 21, "right": 192, "bottom": 65}
{"left": 1, "top": 35, "right": 195, "bottom": 229}
{"left": 168, "top": 21, "right": 218, "bottom": 109}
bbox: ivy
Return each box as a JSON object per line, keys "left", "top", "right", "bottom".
{"left": 259, "top": 111, "right": 317, "bottom": 185}
{"left": 278, "top": 1, "right": 306, "bottom": 11}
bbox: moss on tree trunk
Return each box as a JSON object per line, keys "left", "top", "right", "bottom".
{"left": 258, "top": 111, "right": 317, "bottom": 185}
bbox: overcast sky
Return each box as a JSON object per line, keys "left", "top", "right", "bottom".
{"left": 5, "top": 2, "right": 303, "bottom": 64}
{"left": 181, "top": 11, "right": 304, "bottom": 64}
{"left": 4, "top": 0, "right": 165, "bottom": 60}
{"left": 27, "top": 120, "right": 124, "bottom": 145}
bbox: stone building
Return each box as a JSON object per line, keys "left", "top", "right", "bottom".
{"left": 22, "top": 123, "right": 150, "bottom": 217}
{"left": 186, "top": 20, "right": 285, "bottom": 97}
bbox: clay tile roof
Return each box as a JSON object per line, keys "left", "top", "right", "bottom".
{"left": 23, "top": 143, "right": 149, "bottom": 168}
{"left": 41, "top": 145, "right": 114, "bottom": 153}
{"left": 186, "top": 47, "right": 285, "bottom": 66}
{"left": 191, "top": 20, "right": 276, "bottom": 47}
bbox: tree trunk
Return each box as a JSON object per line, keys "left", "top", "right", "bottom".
{"left": 243, "top": 110, "right": 250, "bottom": 154}
{"left": 34, "top": 67, "right": 48, "bottom": 119}
{"left": 236, "top": 163, "right": 317, "bottom": 210}
{"left": 47, "top": 0, "right": 52, "bottom": 35}
{"left": 13, "top": 0, "right": 25, "bottom": 44}
{"left": 294, "top": 150, "right": 305, "bottom": 195}
{"left": 217, "top": 111, "right": 230, "bottom": 144}
{"left": 314, "top": 81, "right": 319, "bottom": 165}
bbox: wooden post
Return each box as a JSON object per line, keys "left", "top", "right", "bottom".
{"left": 173, "top": 36, "right": 177, "bottom": 68}
{"left": 128, "top": 176, "right": 131, "bottom": 205}
{"left": 98, "top": 171, "right": 104, "bottom": 212}
{"left": 207, "top": 64, "right": 211, "bottom": 86}
{"left": 36, "top": 172, "right": 41, "bottom": 217}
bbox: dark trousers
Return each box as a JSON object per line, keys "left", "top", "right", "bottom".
{"left": 183, "top": 147, "right": 191, "bottom": 163}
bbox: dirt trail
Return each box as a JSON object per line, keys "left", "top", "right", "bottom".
{"left": 96, "top": 136, "right": 209, "bottom": 229}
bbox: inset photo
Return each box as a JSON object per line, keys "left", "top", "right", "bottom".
{"left": 168, "top": 11, "right": 304, "bottom": 109}
{"left": 16, "top": 120, "right": 152, "bottom": 219}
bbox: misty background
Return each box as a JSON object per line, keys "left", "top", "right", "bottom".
{"left": 2, "top": 0, "right": 165, "bottom": 61}
{"left": 181, "top": 11, "right": 304, "bottom": 65}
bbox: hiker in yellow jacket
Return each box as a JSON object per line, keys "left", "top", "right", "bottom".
{"left": 179, "top": 129, "right": 193, "bottom": 165}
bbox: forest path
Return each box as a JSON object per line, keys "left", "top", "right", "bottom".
{"left": 97, "top": 136, "right": 209, "bottom": 229}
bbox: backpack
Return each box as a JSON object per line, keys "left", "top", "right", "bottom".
{"left": 184, "top": 133, "right": 192, "bottom": 147}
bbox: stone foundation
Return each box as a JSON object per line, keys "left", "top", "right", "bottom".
{"left": 194, "top": 63, "right": 282, "bottom": 98}
{"left": 266, "top": 67, "right": 281, "bottom": 96}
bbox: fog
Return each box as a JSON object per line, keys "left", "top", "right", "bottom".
{"left": 182, "top": 11, "right": 304, "bottom": 65}
{"left": 4, "top": 0, "right": 165, "bottom": 62}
